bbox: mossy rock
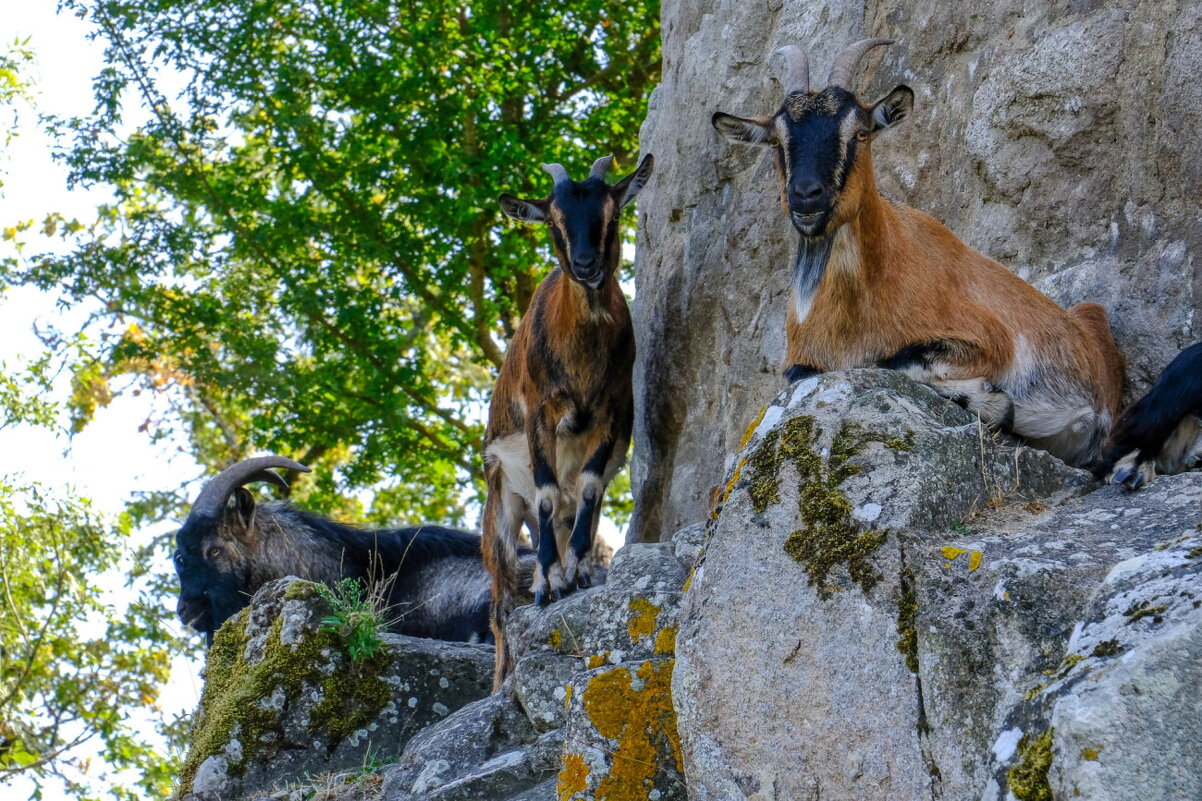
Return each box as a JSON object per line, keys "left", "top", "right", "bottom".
{"left": 179, "top": 578, "right": 493, "bottom": 800}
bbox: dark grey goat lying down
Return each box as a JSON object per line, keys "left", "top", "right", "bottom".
{"left": 173, "top": 456, "right": 530, "bottom": 646}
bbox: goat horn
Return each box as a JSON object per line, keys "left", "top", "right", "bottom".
{"left": 589, "top": 155, "right": 615, "bottom": 180}
{"left": 188, "top": 456, "right": 310, "bottom": 521}
{"left": 774, "top": 45, "right": 810, "bottom": 97}
{"left": 541, "top": 163, "right": 571, "bottom": 186}
{"left": 826, "top": 38, "right": 894, "bottom": 92}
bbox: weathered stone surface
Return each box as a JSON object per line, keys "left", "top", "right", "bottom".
{"left": 558, "top": 659, "right": 685, "bottom": 801}
{"left": 674, "top": 368, "right": 1202, "bottom": 800}
{"left": 506, "top": 542, "right": 686, "bottom": 675}
{"left": 997, "top": 510, "right": 1202, "bottom": 801}
{"left": 631, "top": 0, "right": 1202, "bottom": 543}
{"left": 377, "top": 689, "right": 538, "bottom": 800}
{"left": 365, "top": 538, "right": 690, "bottom": 801}
{"left": 179, "top": 578, "right": 493, "bottom": 801}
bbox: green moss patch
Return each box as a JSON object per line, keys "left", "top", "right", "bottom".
{"left": 779, "top": 418, "right": 890, "bottom": 598}
{"left": 1090, "top": 639, "right": 1122, "bottom": 658}
{"left": 895, "top": 566, "right": 919, "bottom": 674}
{"left": 179, "top": 586, "right": 392, "bottom": 794}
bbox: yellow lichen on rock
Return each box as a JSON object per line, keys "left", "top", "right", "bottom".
{"left": 626, "top": 598, "right": 660, "bottom": 644}
{"left": 568, "top": 660, "right": 681, "bottom": 801}
{"left": 739, "top": 405, "right": 770, "bottom": 450}
{"left": 654, "top": 626, "right": 677, "bottom": 656}
{"left": 939, "top": 546, "right": 983, "bottom": 571}
{"left": 558, "top": 751, "right": 589, "bottom": 799}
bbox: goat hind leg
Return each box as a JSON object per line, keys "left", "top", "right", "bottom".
{"left": 483, "top": 487, "right": 525, "bottom": 689}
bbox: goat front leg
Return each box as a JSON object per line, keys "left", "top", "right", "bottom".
{"left": 528, "top": 415, "right": 567, "bottom": 606}
{"left": 880, "top": 340, "right": 1015, "bottom": 431}
{"left": 562, "top": 434, "right": 620, "bottom": 590}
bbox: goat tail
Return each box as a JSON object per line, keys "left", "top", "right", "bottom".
{"left": 482, "top": 479, "right": 521, "bottom": 689}
{"left": 1094, "top": 342, "right": 1202, "bottom": 487}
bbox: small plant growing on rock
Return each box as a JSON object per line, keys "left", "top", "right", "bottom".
{"left": 316, "top": 578, "right": 383, "bottom": 661}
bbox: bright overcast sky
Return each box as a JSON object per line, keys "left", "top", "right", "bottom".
{"left": 1, "top": 3, "right": 200, "bottom": 510}
{"left": 1, "top": 6, "right": 204, "bottom": 800}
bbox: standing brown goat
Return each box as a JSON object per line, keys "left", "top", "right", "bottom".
{"left": 713, "top": 39, "right": 1124, "bottom": 467}
{"left": 484, "top": 154, "right": 653, "bottom": 685}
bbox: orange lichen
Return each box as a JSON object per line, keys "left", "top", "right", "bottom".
{"left": 626, "top": 598, "right": 660, "bottom": 644}
{"left": 578, "top": 660, "right": 682, "bottom": 801}
{"left": 653, "top": 626, "right": 677, "bottom": 656}
{"left": 587, "top": 653, "right": 609, "bottom": 670}
{"left": 548, "top": 629, "right": 564, "bottom": 650}
{"left": 939, "top": 546, "right": 983, "bottom": 571}
{"left": 739, "top": 406, "right": 770, "bottom": 450}
{"left": 712, "top": 458, "right": 747, "bottom": 520}
{"left": 558, "top": 751, "right": 589, "bottom": 799}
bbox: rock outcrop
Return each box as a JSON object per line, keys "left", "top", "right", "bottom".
{"left": 212, "top": 540, "right": 691, "bottom": 801}
{"left": 674, "top": 369, "right": 1202, "bottom": 800}
{"left": 178, "top": 579, "right": 494, "bottom": 800}
{"left": 630, "top": 0, "right": 1202, "bottom": 543}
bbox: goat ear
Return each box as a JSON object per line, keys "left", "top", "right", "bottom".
{"left": 499, "top": 194, "right": 549, "bottom": 223}
{"left": 712, "top": 113, "right": 778, "bottom": 147}
{"left": 231, "top": 486, "right": 257, "bottom": 537}
{"left": 613, "top": 154, "right": 654, "bottom": 208}
{"left": 869, "top": 85, "right": 913, "bottom": 133}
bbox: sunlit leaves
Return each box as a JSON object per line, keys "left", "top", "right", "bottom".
{"left": 14, "top": 0, "right": 658, "bottom": 523}
{"left": 0, "top": 483, "right": 184, "bottom": 801}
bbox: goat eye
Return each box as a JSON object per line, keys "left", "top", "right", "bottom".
{"left": 855, "top": 130, "right": 868, "bottom": 142}
{"left": 207, "top": 546, "right": 223, "bottom": 559}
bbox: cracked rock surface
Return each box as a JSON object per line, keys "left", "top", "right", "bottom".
{"left": 675, "top": 369, "right": 1202, "bottom": 801}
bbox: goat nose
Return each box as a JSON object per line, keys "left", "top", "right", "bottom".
{"left": 792, "top": 179, "right": 824, "bottom": 201}
{"left": 573, "top": 252, "right": 597, "bottom": 270}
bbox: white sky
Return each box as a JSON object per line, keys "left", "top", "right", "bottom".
{"left": 1, "top": 5, "right": 625, "bottom": 799}
{"left": 1, "top": 6, "right": 209, "bottom": 800}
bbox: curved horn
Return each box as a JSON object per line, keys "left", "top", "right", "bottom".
{"left": 188, "top": 456, "right": 310, "bottom": 521}
{"left": 541, "top": 162, "right": 571, "bottom": 186}
{"left": 774, "top": 45, "right": 810, "bottom": 97}
{"left": 589, "top": 154, "right": 615, "bottom": 180}
{"left": 826, "top": 38, "right": 894, "bottom": 92}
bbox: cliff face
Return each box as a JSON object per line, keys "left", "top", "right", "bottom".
{"left": 673, "top": 370, "right": 1202, "bottom": 800}
{"left": 630, "top": 0, "right": 1202, "bottom": 543}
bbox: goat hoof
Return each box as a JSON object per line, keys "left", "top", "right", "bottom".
{"left": 576, "top": 573, "right": 592, "bottom": 589}
{"left": 1123, "top": 469, "right": 1148, "bottom": 491}
{"left": 534, "top": 591, "right": 549, "bottom": 607}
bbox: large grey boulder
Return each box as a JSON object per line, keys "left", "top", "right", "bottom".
{"left": 631, "top": 0, "right": 1202, "bottom": 542}
{"left": 178, "top": 578, "right": 493, "bottom": 801}
{"left": 674, "top": 368, "right": 1202, "bottom": 800}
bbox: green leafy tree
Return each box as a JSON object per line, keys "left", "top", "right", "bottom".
{"left": 0, "top": 482, "right": 184, "bottom": 801}
{"left": 8, "top": 0, "right": 660, "bottom": 525}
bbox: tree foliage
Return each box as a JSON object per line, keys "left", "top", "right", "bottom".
{"left": 0, "top": 482, "right": 183, "bottom": 801}
{"left": 7, "top": 0, "right": 660, "bottom": 524}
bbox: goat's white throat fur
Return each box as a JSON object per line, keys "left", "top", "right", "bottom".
{"left": 791, "top": 233, "right": 835, "bottom": 324}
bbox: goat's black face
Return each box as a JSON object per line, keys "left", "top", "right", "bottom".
{"left": 499, "top": 154, "right": 654, "bottom": 290}
{"left": 713, "top": 85, "right": 913, "bottom": 237}
{"left": 547, "top": 180, "right": 618, "bottom": 289}
{"left": 173, "top": 492, "right": 257, "bottom": 645}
